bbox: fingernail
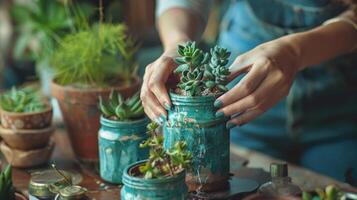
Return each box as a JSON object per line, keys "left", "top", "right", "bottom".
{"left": 155, "top": 117, "right": 163, "bottom": 125}
{"left": 226, "top": 123, "right": 235, "bottom": 129}
{"left": 160, "top": 114, "right": 167, "bottom": 121}
{"left": 164, "top": 102, "right": 172, "bottom": 110}
{"left": 215, "top": 112, "right": 225, "bottom": 118}
{"left": 214, "top": 100, "right": 222, "bottom": 108}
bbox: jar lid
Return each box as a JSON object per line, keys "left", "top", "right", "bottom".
{"left": 29, "top": 170, "right": 72, "bottom": 198}
{"left": 58, "top": 185, "right": 87, "bottom": 200}
{"left": 270, "top": 163, "right": 288, "bottom": 178}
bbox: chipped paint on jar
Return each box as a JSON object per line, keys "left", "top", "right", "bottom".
{"left": 99, "top": 116, "right": 149, "bottom": 184}
{"left": 163, "top": 92, "right": 230, "bottom": 192}
{"left": 121, "top": 160, "right": 188, "bottom": 200}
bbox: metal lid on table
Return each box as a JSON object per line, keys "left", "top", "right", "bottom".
{"left": 270, "top": 163, "right": 288, "bottom": 178}
{"left": 57, "top": 185, "right": 87, "bottom": 200}
{"left": 29, "top": 169, "right": 72, "bottom": 198}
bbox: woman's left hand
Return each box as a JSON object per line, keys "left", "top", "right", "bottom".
{"left": 215, "top": 38, "right": 301, "bottom": 128}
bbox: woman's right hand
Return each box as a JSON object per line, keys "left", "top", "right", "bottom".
{"left": 140, "top": 48, "right": 179, "bottom": 124}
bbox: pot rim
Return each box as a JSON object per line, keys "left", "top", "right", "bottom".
{"left": 51, "top": 75, "right": 141, "bottom": 93}
{"left": 0, "top": 103, "right": 53, "bottom": 116}
{"left": 122, "top": 160, "right": 186, "bottom": 186}
{"left": 0, "top": 125, "right": 55, "bottom": 135}
{"left": 100, "top": 115, "right": 149, "bottom": 128}
{"left": 169, "top": 92, "right": 219, "bottom": 106}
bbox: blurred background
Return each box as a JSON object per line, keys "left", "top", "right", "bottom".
{"left": 0, "top": 0, "right": 227, "bottom": 91}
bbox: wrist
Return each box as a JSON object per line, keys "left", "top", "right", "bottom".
{"left": 279, "top": 34, "right": 304, "bottom": 72}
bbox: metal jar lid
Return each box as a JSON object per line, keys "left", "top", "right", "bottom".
{"left": 29, "top": 170, "right": 72, "bottom": 198}
{"left": 57, "top": 185, "right": 87, "bottom": 200}
{"left": 270, "top": 163, "right": 288, "bottom": 178}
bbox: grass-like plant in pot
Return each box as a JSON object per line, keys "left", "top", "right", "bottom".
{"left": 98, "top": 91, "right": 149, "bottom": 184}
{"left": 0, "top": 165, "right": 27, "bottom": 200}
{"left": 121, "top": 122, "right": 192, "bottom": 200}
{"left": 163, "top": 41, "right": 231, "bottom": 192}
{"left": 51, "top": 22, "right": 141, "bottom": 162}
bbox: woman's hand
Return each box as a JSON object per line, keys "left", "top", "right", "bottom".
{"left": 140, "top": 48, "right": 179, "bottom": 124}
{"left": 215, "top": 38, "right": 301, "bottom": 128}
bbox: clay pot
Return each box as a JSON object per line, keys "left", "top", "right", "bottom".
{"left": 0, "top": 140, "right": 54, "bottom": 168}
{"left": 0, "top": 104, "right": 53, "bottom": 130}
{"left": 15, "top": 192, "right": 28, "bottom": 200}
{"left": 51, "top": 76, "right": 141, "bottom": 162}
{"left": 0, "top": 126, "right": 54, "bottom": 150}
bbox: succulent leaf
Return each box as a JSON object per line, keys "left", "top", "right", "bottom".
{"left": 99, "top": 92, "right": 144, "bottom": 121}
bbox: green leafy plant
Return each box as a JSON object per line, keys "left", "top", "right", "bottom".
{"left": 138, "top": 122, "right": 192, "bottom": 179}
{"left": 0, "top": 86, "right": 48, "bottom": 113}
{"left": 174, "top": 41, "right": 231, "bottom": 96}
{"left": 0, "top": 165, "right": 15, "bottom": 200}
{"left": 302, "top": 185, "right": 344, "bottom": 200}
{"left": 11, "top": 0, "right": 93, "bottom": 68}
{"left": 52, "top": 23, "right": 139, "bottom": 87}
{"left": 99, "top": 91, "right": 144, "bottom": 121}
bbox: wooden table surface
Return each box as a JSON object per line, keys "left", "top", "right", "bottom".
{"left": 7, "top": 129, "right": 357, "bottom": 199}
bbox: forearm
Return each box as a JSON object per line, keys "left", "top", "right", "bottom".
{"left": 158, "top": 8, "right": 205, "bottom": 51}
{"left": 282, "top": 10, "right": 357, "bottom": 70}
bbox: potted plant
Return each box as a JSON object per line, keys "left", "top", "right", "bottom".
{"left": 50, "top": 22, "right": 141, "bottom": 162}
{"left": 121, "top": 122, "right": 192, "bottom": 200}
{"left": 0, "top": 165, "right": 27, "bottom": 200}
{"left": 0, "top": 86, "right": 54, "bottom": 168}
{"left": 98, "top": 91, "right": 149, "bottom": 184}
{"left": 163, "top": 41, "right": 231, "bottom": 192}
{"left": 0, "top": 86, "right": 52, "bottom": 130}
{"left": 11, "top": 0, "right": 93, "bottom": 95}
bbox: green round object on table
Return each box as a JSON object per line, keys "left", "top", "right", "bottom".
{"left": 29, "top": 170, "right": 72, "bottom": 198}
{"left": 58, "top": 185, "right": 87, "bottom": 200}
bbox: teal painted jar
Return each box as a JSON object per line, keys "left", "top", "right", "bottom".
{"left": 121, "top": 160, "right": 188, "bottom": 200}
{"left": 99, "top": 116, "right": 149, "bottom": 184}
{"left": 163, "top": 92, "right": 230, "bottom": 192}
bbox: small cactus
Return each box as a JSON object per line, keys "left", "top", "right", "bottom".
{"left": 0, "top": 165, "right": 15, "bottom": 200}
{"left": 174, "top": 41, "right": 231, "bottom": 96}
{"left": 99, "top": 91, "right": 144, "bottom": 121}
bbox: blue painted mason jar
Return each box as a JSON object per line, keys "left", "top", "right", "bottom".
{"left": 163, "top": 93, "right": 230, "bottom": 192}
{"left": 99, "top": 116, "right": 149, "bottom": 184}
{"left": 121, "top": 160, "right": 188, "bottom": 200}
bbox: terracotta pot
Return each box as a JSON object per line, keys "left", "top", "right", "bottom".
{"left": 51, "top": 76, "right": 141, "bottom": 162}
{"left": 0, "top": 140, "right": 54, "bottom": 168}
{"left": 0, "top": 126, "right": 54, "bottom": 150}
{"left": 15, "top": 192, "right": 28, "bottom": 200}
{"left": 0, "top": 104, "right": 52, "bottom": 130}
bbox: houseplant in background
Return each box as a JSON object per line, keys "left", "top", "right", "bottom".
{"left": 98, "top": 91, "right": 148, "bottom": 184}
{"left": 51, "top": 14, "right": 141, "bottom": 161}
{"left": 163, "top": 41, "right": 231, "bottom": 192}
{"left": 0, "top": 165, "right": 27, "bottom": 200}
{"left": 121, "top": 122, "right": 192, "bottom": 200}
{"left": 0, "top": 85, "right": 54, "bottom": 168}
{"left": 11, "top": 0, "right": 93, "bottom": 95}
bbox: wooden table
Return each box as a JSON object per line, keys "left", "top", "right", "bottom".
{"left": 8, "top": 130, "right": 357, "bottom": 199}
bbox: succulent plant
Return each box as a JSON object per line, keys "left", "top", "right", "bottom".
{"left": 0, "top": 165, "right": 15, "bottom": 200}
{"left": 174, "top": 41, "right": 231, "bottom": 96}
{"left": 302, "top": 185, "right": 344, "bottom": 200}
{"left": 138, "top": 122, "right": 192, "bottom": 179}
{"left": 204, "top": 46, "right": 231, "bottom": 92}
{"left": 0, "top": 86, "right": 48, "bottom": 113}
{"left": 99, "top": 91, "right": 144, "bottom": 121}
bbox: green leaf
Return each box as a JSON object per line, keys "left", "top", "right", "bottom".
{"left": 174, "top": 64, "right": 189, "bottom": 73}
{"left": 205, "top": 81, "right": 215, "bottom": 89}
